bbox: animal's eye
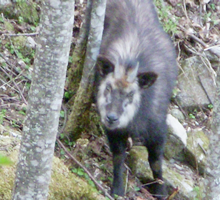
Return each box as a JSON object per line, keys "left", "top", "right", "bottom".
{"left": 127, "top": 91, "right": 134, "bottom": 99}
{"left": 105, "top": 84, "right": 112, "bottom": 93}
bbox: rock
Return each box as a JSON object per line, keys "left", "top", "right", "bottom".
{"left": 0, "top": 0, "right": 11, "bottom": 6}
{"left": 165, "top": 114, "right": 187, "bottom": 159}
{"left": 127, "top": 146, "right": 152, "bottom": 181}
{"left": 127, "top": 146, "right": 203, "bottom": 200}
{"left": 0, "top": 0, "right": 39, "bottom": 24}
{"left": 0, "top": 124, "right": 22, "bottom": 139}
{"left": 170, "top": 108, "right": 185, "bottom": 122}
{"left": 0, "top": 140, "right": 106, "bottom": 200}
{"left": 26, "top": 37, "right": 37, "bottom": 49}
{"left": 177, "top": 56, "right": 216, "bottom": 108}
{"left": 184, "top": 129, "right": 209, "bottom": 175}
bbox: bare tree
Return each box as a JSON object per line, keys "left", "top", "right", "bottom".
{"left": 64, "top": 0, "right": 107, "bottom": 139}
{"left": 12, "top": 1, "right": 75, "bottom": 199}
{"left": 204, "top": 63, "right": 220, "bottom": 200}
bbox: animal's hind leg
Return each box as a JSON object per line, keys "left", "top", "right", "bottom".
{"left": 147, "top": 143, "right": 167, "bottom": 200}
{"left": 144, "top": 119, "right": 168, "bottom": 199}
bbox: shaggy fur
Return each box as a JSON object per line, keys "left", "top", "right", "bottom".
{"left": 95, "top": 0, "right": 178, "bottom": 199}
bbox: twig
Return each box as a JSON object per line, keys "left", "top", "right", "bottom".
{"left": 166, "top": 187, "right": 179, "bottom": 200}
{"left": 142, "top": 179, "right": 164, "bottom": 187}
{"left": 124, "top": 164, "right": 130, "bottom": 195}
{"left": 0, "top": 66, "right": 28, "bottom": 105}
{"left": 0, "top": 53, "right": 31, "bottom": 82}
{"left": 197, "top": 75, "right": 213, "bottom": 105}
{"left": 177, "top": 24, "right": 220, "bottom": 58}
{"left": 56, "top": 139, "right": 114, "bottom": 200}
{"left": 3, "top": 32, "right": 38, "bottom": 37}
{"left": 178, "top": 24, "right": 207, "bottom": 47}
{"left": 198, "top": 142, "right": 207, "bottom": 155}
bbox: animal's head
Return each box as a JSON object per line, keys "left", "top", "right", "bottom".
{"left": 96, "top": 55, "right": 158, "bottom": 130}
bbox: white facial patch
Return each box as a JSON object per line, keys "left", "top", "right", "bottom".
{"left": 97, "top": 73, "right": 115, "bottom": 124}
{"left": 97, "top": 73, "right": 141, "bottom": 130}
{"left": 117, "top": 82, "right": 141, "bottom": 128}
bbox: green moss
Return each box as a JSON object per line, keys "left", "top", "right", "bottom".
{"left": 0, "top": 146, "right": 105, "bottom": 200}
{"left": 12, "top": 36, "right": 26, "bottom": 47}
{"left": 0, "top": 0, "right": 39, "bottom": 25}
{"left": 4, "top": 21, "right": 14, "bottom": 32}
{"left": 49, "top": 157, "right": 104, "bottom": 200}
{"left": 153, "top": 0, "right": 179, "bottom": 35}
{"left": 185, "top": 130, "right": 209, "bottom": 175}
{"left": 127, "top": 146, "right": 153, "bottom": 182}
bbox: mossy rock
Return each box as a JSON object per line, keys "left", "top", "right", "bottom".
{"left": 0, "top": 0, "right": 39, "bottom": 25}
{"left": 49, "top": 157, "right": 105, "bottom": 200}
{"left": 127, "top": 146, "right": 153, "bottom": 182}
{"left": 185, "top": 129, "right": 209, "bottom": 175}
{"left": 0, "top": 138, "right": 105, "bottom": 200}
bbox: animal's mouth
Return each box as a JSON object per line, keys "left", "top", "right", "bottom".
{"left": 103, "top": 118, "right": 119, "bottom": 130}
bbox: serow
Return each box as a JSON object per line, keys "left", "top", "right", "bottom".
{"left": 95, "top": 0, "right": 178, "bottom": 199}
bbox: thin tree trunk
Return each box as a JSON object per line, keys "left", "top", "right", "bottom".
{"left": 67, "top": 0, "right": 92, "bottom": 99}
{"left": 204, "top": 61, "right": 220, "bottom": 200}
{"left": 64, "top": 0, "right": 107, "bottom": 139}
{"left": 12, "top": 1, "right": 75, "bottom": 199}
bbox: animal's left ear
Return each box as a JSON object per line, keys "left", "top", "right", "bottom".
{"left": 137, "top": 72, "right": 158, "bottom": 89}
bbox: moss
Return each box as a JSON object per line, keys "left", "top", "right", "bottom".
{"left": 0, "top": 0, "right": 39, "bottom": 25}
{"left": 0, "top": 144, "right": 105, "bottom": 200}
{"left": 185, "top": 130, "right": 209, "bottom": 175}
{"left": 127, "top": 146, "right": 153, "bottom": 182}
{"left": 16, "top": 0, "right": 39, "bottom": 25}
{"left": 49, "top": 157, "right": 105, "bottom": 200}
{"left": 0, "top": 150, "right": 17, "bottom": 200}
{"left": 4, "top": 21, "right": 14, "bottom": 32}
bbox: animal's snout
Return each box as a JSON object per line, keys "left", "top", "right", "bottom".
{"left": 106, "top": 113, "right": 118, "bottom": 124}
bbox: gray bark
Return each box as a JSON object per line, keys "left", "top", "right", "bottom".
{"left": 64, "top": 0, "right": 107, "bottom": 138}
{"left": 204, "top": 62, "right": 220, "bottom": 200}
{"left": 12, "top": 0, "right": 74, "bottom": 199}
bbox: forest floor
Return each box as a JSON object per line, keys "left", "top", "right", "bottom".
{"left": 0, "top": 0, "right": 220, "bottom": 200}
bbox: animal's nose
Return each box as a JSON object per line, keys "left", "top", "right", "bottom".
{"left": 106, "top": 113, "right": 118, "bottom": 123}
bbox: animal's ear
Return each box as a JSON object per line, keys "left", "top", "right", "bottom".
{"left": 137, "top": 72, "right": 158, "bottom": 89}
{"left": 96, "top": 55, "right": 114, "bottom": 77}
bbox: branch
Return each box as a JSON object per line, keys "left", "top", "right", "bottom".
{"left": 3, "top": 33, "right": 38, "bottom": 37}
{"left": 56, "top": 139, "right": 114, "bottom": 200}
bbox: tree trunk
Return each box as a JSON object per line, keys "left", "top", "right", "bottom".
{"left": 12, "top": 1, "right": 75, "bottom": 199}
{"left": 64, "top": 0, "right": 107, "bottom": 140}
{"left": 204, "top": 61, "right": 220, "bottom": 200}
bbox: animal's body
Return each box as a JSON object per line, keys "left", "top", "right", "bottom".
{"left": 95, "top": 0, "right": 178, "bottom": 199}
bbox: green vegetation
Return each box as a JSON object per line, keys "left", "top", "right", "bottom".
{"left": 0, "top": 154, "right": 12, "bottom": 165}
{"left": 60, "top": 110, "right": 65, "bottom": 118}
{"left": 189, "top": 113, "right": 196, "bottom": 119}
{"left": 193, "top": 186, "right": 202, "bottom": 200}
{"left": 5, "top": 37, "right": 35, "bottom": 70}
{"left": 0, "top": 149, "right": 106, "bottom": 200}
{"left": 72, "top": 167, "right": 97, "bottom": 190}
{"left": 1, "top": 0, "right": 39, "bottom": 25}
{"left": 208, "top": 104, "right": 213, "bottom": 109}
{"left": 0, "top": 109, "right": 6, "bottom": 124}
{"left": 154, "top": 0, "right": 178, "bottom": 35}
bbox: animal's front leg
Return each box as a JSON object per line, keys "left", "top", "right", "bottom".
{"left": 111, "top": 151, "right": 126, "bottom": 196}
{"left": 107, "top": 133, "right": 127, "bottom": 197}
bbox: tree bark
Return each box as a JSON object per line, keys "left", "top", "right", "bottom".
{"left": 12, "top": 1, "right": 74, "bottom": 199}
{"left": 64, "top": 0, "right": 107, "bottom": 139}
{"left": 204, "top": 61, "right": 220, "bottom": 200}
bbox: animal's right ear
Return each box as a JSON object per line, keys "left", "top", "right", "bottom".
{"left": 96, "top": 55, "right": 114, "bottom": 77}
